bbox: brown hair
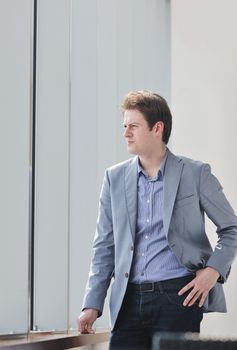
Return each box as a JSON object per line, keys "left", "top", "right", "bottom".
{"left": 121, "top": 90, "right": 172, "bottom": 144}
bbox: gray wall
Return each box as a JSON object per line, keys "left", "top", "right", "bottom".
{"left": 33, "top": 0, "right": 70, "bottom": 331}
{"left": 171, "top": 0, "right": 237, "bottom": 338}
{"left": 4, "top": 0, "right": 236, "bottom": 340}
{"left": 0, "top": 0, "right": 32, "bottom": 334}
{"left": 69, "top": 0, "right": 170, "bottom": 330}
{"left": 0, "top": 0, "right": 170, "bottom": 334}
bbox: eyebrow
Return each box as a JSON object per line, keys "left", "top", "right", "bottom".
{"left": 123, "top": 122, "right": 140, "bottom": 126}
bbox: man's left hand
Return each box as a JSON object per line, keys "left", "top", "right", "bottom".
{"left": 178, "top": 267, "right": 220, "bottom": 307}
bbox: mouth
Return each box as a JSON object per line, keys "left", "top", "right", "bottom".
{"left": 127, "top": 140, "right": 134, "bottom": 145}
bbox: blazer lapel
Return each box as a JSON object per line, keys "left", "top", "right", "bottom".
{"left": 163, "top": 150, "right": 184, "bottom": 237}
{"left": 124, "top": 157, "right": 138, "bottom": 241}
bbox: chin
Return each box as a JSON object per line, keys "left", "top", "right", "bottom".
{"left": 127, "top": 148, "right": 138, "bottom": 155}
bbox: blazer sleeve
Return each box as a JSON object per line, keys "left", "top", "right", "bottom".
{"left": 82, "top": 170, "right": 115, "bottom": 316}
{"left": 199, "top": 164, "right": 237, "bottom": 281}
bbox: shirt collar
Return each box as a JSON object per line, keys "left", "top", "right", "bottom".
{"left": 136, "top": 149, "right": 168, "bottom": 179}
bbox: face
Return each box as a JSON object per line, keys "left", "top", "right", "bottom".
{"left": 123, "top": 109, "right": 162, "bottom": 156}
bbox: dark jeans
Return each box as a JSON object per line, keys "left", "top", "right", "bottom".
{"left": 109, "top": 275, "right": 203, "bottom": 350}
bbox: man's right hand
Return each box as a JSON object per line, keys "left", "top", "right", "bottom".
{"left": 77, "top": 308, "right": 98, "bottom": 334}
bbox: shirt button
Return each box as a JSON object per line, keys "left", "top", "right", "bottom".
{"left": 145, "top": 235, "right": 148, "bottom": 239}
{"left": 147, "top": 199, "right": 150, "bottom": 203}
{"left": 125, "top": 272, "right": 129, "bottom": 278}
{"left": 141, "top": 253, "right": 145, "bottom": 257}
{"left": 146, "top": 219, "right": 149, "bottom": 223}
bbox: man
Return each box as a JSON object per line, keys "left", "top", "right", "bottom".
{"left": 78, "top": 91, "right": 237, "bottom": 349}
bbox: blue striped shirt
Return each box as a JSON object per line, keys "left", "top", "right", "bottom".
{"left": 129, "top": 154, "right": 190, "bottom": 283}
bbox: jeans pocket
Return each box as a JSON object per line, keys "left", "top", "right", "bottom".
{"left": 164, "top": 290, "right": 189, "bottom": 308}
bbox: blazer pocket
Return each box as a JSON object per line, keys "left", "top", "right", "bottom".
{"left": 175, "top": 194, "right": 197, "bottom": 207}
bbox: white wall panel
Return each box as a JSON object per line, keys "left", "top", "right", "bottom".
{"left": 0, "top": 0, "right": 169, "bottom": 334}
{"left": 0, "top": 0, "right": 32, "bottom": 334}
{"left": 69, "top": 0, "right": 99, "bottom": 330}
{"left": 116, "top": 0, "right": 171, "bottom": 161}
{"left": 97, "top": 0, "right": 118, "bottom": 179}
{"left": 33, "top": 0, "right": 70, "bottom": 331}
{"left": 69, "top": 0, "right": 170, "bottom": 330}
{"left": 171, "top": 0, "right": 237, "bottom": 338}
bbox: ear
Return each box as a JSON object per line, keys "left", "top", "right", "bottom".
{"left": 153, "top": 121, "right": 164, "bottom": 136}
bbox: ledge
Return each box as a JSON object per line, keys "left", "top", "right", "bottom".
{"left": 0, "top": 331, "right": 109, "bottom": 350}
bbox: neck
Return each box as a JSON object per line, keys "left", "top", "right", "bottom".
{"left": 139, "top": 145, "right": 167, "bottom": 177}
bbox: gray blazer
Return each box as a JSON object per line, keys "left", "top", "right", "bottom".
{"left": 83, "top": 149, "right": 237, "bottom": 330}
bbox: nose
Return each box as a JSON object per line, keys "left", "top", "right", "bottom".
{"left": 124, "top": 126, "right": 131, "bottom": 138}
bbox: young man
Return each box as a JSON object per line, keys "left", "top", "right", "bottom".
{"left": 78, "top": 91, "right": 237, "bottom": 349}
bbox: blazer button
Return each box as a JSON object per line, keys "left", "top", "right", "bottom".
{"left": 125, "top": 272, "right": 129, "bottom": 278}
